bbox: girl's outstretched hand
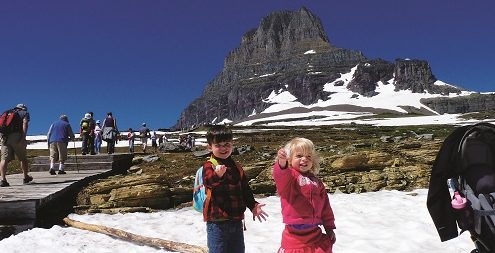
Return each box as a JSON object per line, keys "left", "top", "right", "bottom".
{"left": 252, "top": 203, "right": 268, "bottom": 222}
{"left": 277, "top": 148, "right": 288, "bottom": 169}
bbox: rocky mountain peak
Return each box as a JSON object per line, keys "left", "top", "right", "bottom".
{"left": 224, "top": 7, "right": 333, "bottom": 69}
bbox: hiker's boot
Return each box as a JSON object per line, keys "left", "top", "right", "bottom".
{"left": 23, "top": 175, "right": 33, "bottom": 184}
{"left": 49, "top": 169, "right": 56, "bottom": 175}
{"left": 0, "top": 180, "right": 10, "bottom": 187}
{"left": 58, "top": 170, "right": 66, "bottom": 175}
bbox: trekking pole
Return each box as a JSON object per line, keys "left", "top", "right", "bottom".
{"left": 73, "top": 140, "right": 79, "bottom": 173}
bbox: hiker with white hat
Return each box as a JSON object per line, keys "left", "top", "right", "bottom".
{"left": 79, "top": 112, "right": 93, "bottom": 155}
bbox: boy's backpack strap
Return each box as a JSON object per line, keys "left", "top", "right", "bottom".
{"left": 203, "top": 157, "right": 219, "bottom": 220}
{"left": 208, "top": 157, "right": 218, "bottom": 167}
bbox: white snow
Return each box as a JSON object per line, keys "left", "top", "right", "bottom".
{"left": 234, "top": 65, "right": 494, "bottom": 127}
{"left": 0, "top": 189, "right": 474, "bottom": 252}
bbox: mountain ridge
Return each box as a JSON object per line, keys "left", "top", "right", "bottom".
{"left": 173, "top": 7, "right": 493, "bottom": 129}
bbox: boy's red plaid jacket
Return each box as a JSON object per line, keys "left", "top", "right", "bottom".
{"left": 202, "top": 156, "right": 258, "bottom": 221}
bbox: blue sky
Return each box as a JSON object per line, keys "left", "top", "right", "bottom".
{"left": 1, "top": 0, "right": 494, "bottom": 134}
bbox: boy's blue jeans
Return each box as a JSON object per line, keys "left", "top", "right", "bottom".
{"left": 207, "top": 220, "right": 245, "bottom": 253}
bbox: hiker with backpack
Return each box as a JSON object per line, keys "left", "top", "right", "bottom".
{"left": 47, "top": 114, "right": 75, "bottom": 175}
{"left": 138, "top": 123, "right": 150, "bottom": 153}
{"left": 273, "top": 137, "right": 336, "bottom": 253}
{"left": 200, "top": 125, "right": 268, "bottom": 253}
{"left": 427, "top": 122, "right": 495, "bottom": 253}
{"left": 79, "top": 113, "right": 93, "bottom": 155}
{"left": 0, "top": 104, "right": 33, "bottom": 187}
{"left": 102, "top": 112, "right": 118, "bottom": 154}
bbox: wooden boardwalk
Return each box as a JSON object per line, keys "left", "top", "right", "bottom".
{"left": 0, "top": 153, "right": 133, "bottom": 239}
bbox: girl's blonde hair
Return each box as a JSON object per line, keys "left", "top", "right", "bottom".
{"left": 284, "top": 137, "right": 320, "bottom": 174}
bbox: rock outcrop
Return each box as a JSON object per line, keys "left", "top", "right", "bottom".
{"left": 421, "top": 93, "right": 495, "bottom": 114}
{"left": 75, "top": 125, "right": 451, "bottom": 214}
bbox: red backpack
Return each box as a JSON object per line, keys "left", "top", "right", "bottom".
{"left": 0, "top": 108, "right": 22, "bottom": 135}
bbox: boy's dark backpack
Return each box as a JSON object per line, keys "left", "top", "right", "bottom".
{"left": 452, "top": 122, "right": 495, "bottom": 253}
{"left": 0, "top": 108, "right": 23, "bottom": 135}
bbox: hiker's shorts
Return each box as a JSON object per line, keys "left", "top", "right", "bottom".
{"left": 1, "top": 132, "right": 28, "bottom": 162}
{"left": 49, "top": 142, "right": 68, "bottom": 163}
{"left": 278, "top": 225, "right": 333, "bottom": 253}
{"left": 141, "top": 137, "right": 148, "bottom": 146}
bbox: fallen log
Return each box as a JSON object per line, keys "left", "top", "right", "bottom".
{"left": 63, "top": 217, "right": 208, "bottom": 253}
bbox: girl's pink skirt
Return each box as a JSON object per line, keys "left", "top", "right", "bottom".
{"left": 277, "top": 225, "right": 333, "bottom": 253}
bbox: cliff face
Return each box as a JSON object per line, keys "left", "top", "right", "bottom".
{"left": 224, "top": 7, "right": 332, "bottom": 67}
{"left": 173, "top": 7, "right": 469, "bottom": 129}
{"left": 421, "top": 93, "right": 495, "bottom": 114}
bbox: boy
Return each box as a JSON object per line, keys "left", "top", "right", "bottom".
{"left": 202, "top": 125, "right": 268, "bottom": 253}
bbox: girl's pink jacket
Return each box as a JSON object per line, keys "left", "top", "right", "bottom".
{"left": 273, "top": 162, "right": 336, "bottom": 232}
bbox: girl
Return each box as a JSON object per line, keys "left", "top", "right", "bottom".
{"left": 273, "top": 137, "right": 336, "bottom": 253}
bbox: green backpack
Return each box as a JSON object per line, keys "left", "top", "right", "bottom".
{"left": 81, "top": 120, "right": 90, "bottom": 133}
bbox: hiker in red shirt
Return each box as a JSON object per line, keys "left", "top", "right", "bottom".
{"left": 0, "top": 104, "right": 33, "bottom": 187}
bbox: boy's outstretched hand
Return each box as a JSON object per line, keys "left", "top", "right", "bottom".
{"left": 214, "top": 165, "right": 227, "bottom": 177}
{"left": 252, "top": 203, "right": 268, "bottom": 222}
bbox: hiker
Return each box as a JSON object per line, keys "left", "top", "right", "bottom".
{"left": 138, "top": 123, "right": 150, "bottom": 153}
{"left": 102, "top": 112, "right": 118, "bottom": 154}
{"left": 427, "top": 123, "right": 495, "bottom": 252}
{"left": 0, "top": 104, "right": 33, "bottom": 187}
{"left": 94, "top": 120, "right": 103, "bottom": 154}
{"left": 158, "top": 134, "right": 164, "bottom": 146}
{"left": 79, "top": 113, "right": 93, "bottom": 155}
{"left": 180, "top": 135, "right": 187, "bottom": 147}
{"left": 202, "top": 125, "right": 268, "bottom": 253}
{"left": 186, "top": 134, "right": 193, "bottom": 149}
{"left": 151, "top": 130, "right": 157, "bottom": 153}
{"left": 87, "top": 111, "right": 96, "bottom": 155}
{"left": 127, "top": 128, "right": 135, "bottom": 154}
{"left": 47, "top": 114, "right": 75, "bottom": 175}
{"left": 273, "top": 137, "right": 336, "bottom": 253}
{"left": 190, "top": 135, "right": 195, "bottom": 148}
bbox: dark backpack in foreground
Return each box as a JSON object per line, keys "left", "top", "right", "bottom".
{"left": 428, "top": 122, "right": 495, "bottom": 253}
{"left": 0, "top": 108, "right": 22, "bottom": 135}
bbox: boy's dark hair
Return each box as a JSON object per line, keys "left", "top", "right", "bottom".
{"left": 206, "top": 125, "right": 233, "bottom": 144}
